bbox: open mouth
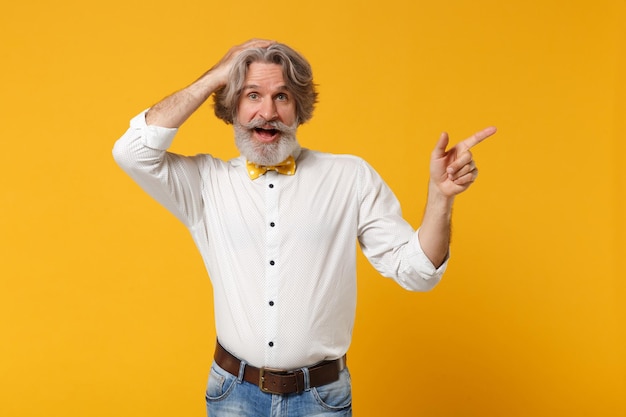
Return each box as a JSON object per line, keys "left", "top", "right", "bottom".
{"left": 253, "top": 127, "right": 280, "bottom": 142}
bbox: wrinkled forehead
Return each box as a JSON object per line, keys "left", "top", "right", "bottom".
{"left": 242, "top": 62, "right": 288, "bottom": 88}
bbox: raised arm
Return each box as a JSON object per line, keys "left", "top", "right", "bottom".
{"left": 145, "top": 39, "right": 274, "bottom": 128}
{"left": 418, "top": 127, "right": 497, "bottom": 267}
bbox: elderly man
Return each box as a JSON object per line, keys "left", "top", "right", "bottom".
{"left": 113, "top": 39, "right": 495, "bottom": 417}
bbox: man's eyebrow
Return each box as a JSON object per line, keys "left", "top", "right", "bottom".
{"left": 242, "top": 84, "right": 289, "bottom": 91}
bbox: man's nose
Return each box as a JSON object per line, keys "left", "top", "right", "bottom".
{"left": 259, "top": 99, "right": 278, "bottom": 121}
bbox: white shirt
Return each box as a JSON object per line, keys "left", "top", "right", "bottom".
{"left": 113, "top": 111, "right": 448, "bottom": 369}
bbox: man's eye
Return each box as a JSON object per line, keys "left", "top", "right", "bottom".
{"left": 276, "top": 93, "right": 288, "bottom": 101}
{"left": 248, "top": 93, "right": 259, "bottom": 100}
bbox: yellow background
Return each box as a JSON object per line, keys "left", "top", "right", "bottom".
{"left": 1, "top": 0, "right": 624, "bottom": 416}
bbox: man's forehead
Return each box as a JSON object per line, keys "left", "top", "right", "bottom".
{"left": 245, "top": 62, "right": 284, "bottom": 79}
{"left": 242, "top": 62, "right": 288, "bottom": 91}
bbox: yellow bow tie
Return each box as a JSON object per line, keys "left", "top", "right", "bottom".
{"left": 246, "top": 156, "right": 296, "bottom": 180}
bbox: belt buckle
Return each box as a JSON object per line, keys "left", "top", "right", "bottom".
{"left": 259, "top": 367, "right": 288, "bottom": 394}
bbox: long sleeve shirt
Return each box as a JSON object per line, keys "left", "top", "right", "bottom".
{"left": 112, "top": 111, "right": 448, "bottom": 369}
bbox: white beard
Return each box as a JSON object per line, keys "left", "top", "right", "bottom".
{"left": 234, "top": 119, "right": 300, "bottom": 166}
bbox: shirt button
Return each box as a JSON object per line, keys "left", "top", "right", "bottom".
{"left": 269, "top": 184, "right": 274, "bottom": 188}
{"left": 270, "top": 222, "right": 275, "bottom": 227}
{"left": 269, "top": 301, "right": 275, "bottom": 306}
{"left": 269, "top": 341, "right": 274, "bottom": 347}
{"left": 269, "top": 260, "right": 275, "bottom": 266}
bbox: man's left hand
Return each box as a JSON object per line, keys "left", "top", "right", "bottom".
{"left": 429, "top": 126, "right": 497, "bottom": 198}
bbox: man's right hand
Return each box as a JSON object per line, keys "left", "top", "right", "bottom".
{"left": 208, "top": 39, "right": 275, "bottom": 88}
{"left": 145, "top": 39, "right": 274, "bottom": 128}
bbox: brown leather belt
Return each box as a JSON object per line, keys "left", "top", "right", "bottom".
{"left": 214, "top": 341, "right": 346, "bottom": 395}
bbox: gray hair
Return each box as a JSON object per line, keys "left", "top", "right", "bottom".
{"left": 213, "top": 43, "right": 318, "bottom": 125}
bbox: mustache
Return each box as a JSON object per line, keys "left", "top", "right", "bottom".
{"left": 241, "top": 118, "right": 297, "bottom": 134}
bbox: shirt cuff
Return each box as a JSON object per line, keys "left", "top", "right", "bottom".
{"left": 129, "top": 109, "right": 178, "bottom": 151}
{"left": 410, "top": 228, "right": 449, "bottom": 277}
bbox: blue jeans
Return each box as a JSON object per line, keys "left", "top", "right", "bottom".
{"left": 205, "top": 360, "right": 352, "bottom": 417}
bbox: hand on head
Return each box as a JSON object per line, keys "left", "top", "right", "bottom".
{"left": 210, "top": 39, "right": 276, "bottom": 87}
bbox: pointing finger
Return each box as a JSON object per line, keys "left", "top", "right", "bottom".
{"left": 459, "top": 126, "right": 497, "bottom": 151}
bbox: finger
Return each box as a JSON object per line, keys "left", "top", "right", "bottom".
{"left": 215, "top": 39, "right": 276, "bottom": 72}
{"left": 452, "top": 167, "right": 478, "bottom": 185}
{"left": 432, "top": 132, "right": 450, "bottom": 158}
{"left": 448, "top": 160, "right": 476, "bottom": 180}
{"left": 226, "top": 39, "right": 275, "bottom": 59}
{"left": 241, "top": 38, "right": 275, "bottom": 49}
{"left": 459, "top": 126, "right": 497, "bottom": 151}
{"left": 446, "top": 149, "right": 473, "bottom": 174}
